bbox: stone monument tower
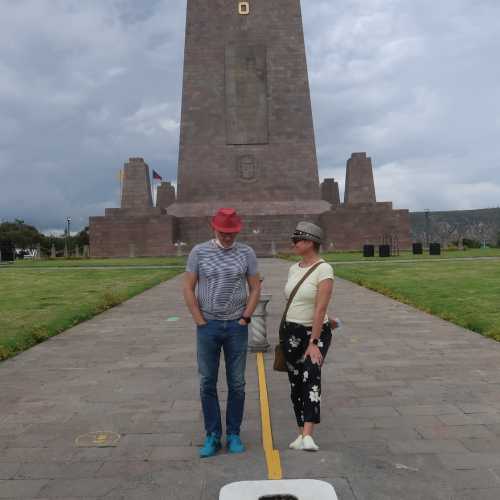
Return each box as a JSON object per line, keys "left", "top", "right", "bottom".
{"left": 89, "top": 1, "right": 412, "bottom": 256}
{"left": 176, "top": 0, "right": 321, "bottom": 203}
{"left": 168, "top": 0, "right": 330, "bottom": 253}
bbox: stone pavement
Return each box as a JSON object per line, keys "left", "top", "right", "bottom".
{"left": 1, "top": 258, "right": 500, "bottom": 499}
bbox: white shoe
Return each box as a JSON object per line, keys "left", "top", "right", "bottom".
{"left": 302, "top": 435, "right": 319, "bottom": 451}
{"left": 289, "top": 435, "right": 304, "bottom": 450}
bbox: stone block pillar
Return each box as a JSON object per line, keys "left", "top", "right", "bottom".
{"left": 344, "top": 153, "right": 376, "bottom": 205}
{"left": 121, "top": 158, "right": 153, "bottom": 210}
{"left": 156, "top": 181, "right": 176, "bottom": 210}
{"left": 321, "top": 178, "right": 340, "bottom": 208}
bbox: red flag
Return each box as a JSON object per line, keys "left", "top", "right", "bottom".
{"left": 153, "top": 170, "right": 162, "bottom": 181}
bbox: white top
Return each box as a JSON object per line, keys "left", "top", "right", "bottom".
{"left": 284, "top": 260, "right": 334, "bottom": 326}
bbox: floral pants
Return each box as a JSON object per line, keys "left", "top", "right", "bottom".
{"left": 283, "top": 321, "right": 332, "bottom": 427}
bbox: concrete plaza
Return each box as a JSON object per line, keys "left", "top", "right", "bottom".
{"left": 1, "top": 259, "right": 500, "bottom": 499}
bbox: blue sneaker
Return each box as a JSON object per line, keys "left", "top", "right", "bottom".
{"left": 199, "top": 434, "right": 221, "bottom": 458}
{"left": 227, "top": 434, "right": 245, "bottom": 454}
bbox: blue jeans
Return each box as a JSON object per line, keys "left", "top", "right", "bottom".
{"left": 197, "top": 319, "right": 248, "bottom": 437}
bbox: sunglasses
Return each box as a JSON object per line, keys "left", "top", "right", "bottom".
{"left": 291, "top": 238, "right": 308, "bottom": 245}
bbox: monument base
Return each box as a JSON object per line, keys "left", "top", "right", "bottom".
{"left": 89, "top": 209, "right": 176, "bottom": 258}
{"left": 320, "top": 203, "right": 412, "bottom": 251}
{"left": 169, "top": 200, "right": 331, "bottom": 256}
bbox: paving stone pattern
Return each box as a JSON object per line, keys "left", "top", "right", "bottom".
{"left": 260, "top": 259, "right": 500, "bottom": 500}
{"left": 0, "top": 258, "right": 499, "bottom": 499}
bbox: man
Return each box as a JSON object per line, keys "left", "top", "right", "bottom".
{"left": 183, "top": 208, "right": 261, "bottom": 458}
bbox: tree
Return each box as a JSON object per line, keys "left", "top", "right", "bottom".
{"left": 0, "top": 221, "right": 43, "bottom": 249}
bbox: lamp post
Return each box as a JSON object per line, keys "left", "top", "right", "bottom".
{"left": 424, "top": 209, "right": 430, "bottom": 249}
{"left": 66, "top": 217, "right": 71, "bottom": 257}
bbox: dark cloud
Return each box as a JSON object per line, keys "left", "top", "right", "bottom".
{"left": 1, "top": 0, "right": 499, "bottom": 231}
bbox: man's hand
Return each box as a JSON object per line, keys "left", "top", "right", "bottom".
{"left": 197, "top": 320, "right": 208, "bottom": 327}
{"left": 238, "top": 318, "right": 248, "bottom": 326}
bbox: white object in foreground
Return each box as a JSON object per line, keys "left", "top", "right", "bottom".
{"left": 219, "top": 480, "right": 338, "bottom": 500}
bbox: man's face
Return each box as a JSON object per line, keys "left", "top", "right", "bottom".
{"left": 215, "top": 230, "right": 238, "bottom": 248}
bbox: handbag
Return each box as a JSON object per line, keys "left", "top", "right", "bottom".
{"left": 273, "top": 261, "right": 324, "bottom": 372}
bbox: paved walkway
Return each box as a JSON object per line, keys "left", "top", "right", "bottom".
{"left": 1, "top": 259, "right": 500, "bottom": 499}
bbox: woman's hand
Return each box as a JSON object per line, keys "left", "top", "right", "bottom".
{"left": 305, "top": 343, "right": 323, "bottom": 366}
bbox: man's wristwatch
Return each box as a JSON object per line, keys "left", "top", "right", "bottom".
{"left": 310, "top": 338, "right": 319, "bottom": 346}
{"left": 240, "top": 316, "right": 252, "bottom": 324}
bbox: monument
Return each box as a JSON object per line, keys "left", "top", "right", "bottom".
{"left": 320, "top": 154, "right": 411, "bottom": 251}
{"left": 89, "top": 158, "right": 175, "bottom": 257}
{"left": 89, "top": 0, "right": 411, "bottom": 256}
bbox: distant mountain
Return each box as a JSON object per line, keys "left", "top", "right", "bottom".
{"left": 410, "top": 208, "right": 500, "bottom": 246}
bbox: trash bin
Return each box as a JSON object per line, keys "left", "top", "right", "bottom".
{"left": 0, "top": 241, "right": 15, "bottom": 262}
{"left": 429, "top": 243, "right": 441, "bottom": 255}
{"left": 412, "top": 243, "right": 423, "bottom": 255}
{"left": 363, "top": 244, "right": 375, "bottom": 257}
{"left": 379, "top": 244, "right": 391, "bottom": 258}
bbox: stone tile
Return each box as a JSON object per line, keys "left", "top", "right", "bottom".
{"left": 120, "top": 433, "right": 190, "bottom": 447}
{"left": 453, "top": 488, "right": 500, "bottom": 500}
{"left": 14, "top": 461, "right": 102, "bottom": 479}
{"left": 416, "top": 425, "right": 496, "bottom": 440}
{"left": 457, "top": 403, "right": 500, "bottom": 414}
{"left": 439, "top": 413, "right": 500, "bottom": 426}
{"left": 39, "top": 477, "right": 121, "bottom": 498}
{"left": 438, "top": 453, "right": 500, "bottom": 470}
{"left": 340, "top": 426, "right": 421, "bottom": 443}
{"left": 332, "top": 406, "right": 399, "bottom": 418}
{"left": 447, "top": 469, "right": 500, "bottom": 490}
{"left": 460, "top": 438, "right": 500, "bottom": 453}
{"left": 397, "top": 404, "right": 461, "bottom": 416}
{"left": 0, "top": 464, "right": 20, "bottom": 480}
{"left": 149, "top": 446, "right": 198, "bottom": 461}
{"left": 0, "top": 479, "right": 48, "bottom": 498}
{"left": 388, "top": 439, "right": 469, "bottom": 454}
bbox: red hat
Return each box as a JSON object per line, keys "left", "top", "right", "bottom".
{"left": 211, "top": 208, "right": 243, "bottom": 233}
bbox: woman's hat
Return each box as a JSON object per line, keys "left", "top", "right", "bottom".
{"left": 211, "top": 208, "right": 243, "bottom": 233}
{"left": 291, "top": 221, "right": 323, "bottom": 244}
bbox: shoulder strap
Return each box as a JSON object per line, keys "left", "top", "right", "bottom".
{"left": 279, "top": 261, "right": 323, "bottom": 339}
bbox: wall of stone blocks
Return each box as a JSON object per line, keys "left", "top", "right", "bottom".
{"left": 89, "top": 215, "right": 176, "bottom": 258}
{"left": 177, "top": 214, "right": 322, "bottom": 256}
{"left": 320, "top": 207, "right": 412, "bottom": 251}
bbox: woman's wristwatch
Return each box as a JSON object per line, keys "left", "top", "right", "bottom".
{"left": 310, "top": 338, "right": 319, "bottom": 346}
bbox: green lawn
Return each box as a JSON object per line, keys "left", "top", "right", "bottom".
{"left": 9, "top": 257, "right": 186, "bottom": 267}
{"left": 282, "top": 248, "right": 500, "bottom": 263}
{"left": 0, "top": 268, "right": 182, "bottom": 361}
{"left": 333, "top": 260, "right": 500, "bottom": 341}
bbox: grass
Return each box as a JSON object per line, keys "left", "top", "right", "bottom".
{"left": 332, "top": 260, "right": 500, "bottom": 341}
{"left": 0, "top": 267, "right": 182, "bottom": 361}
{"left": 9, "top": 257, "right": 186, "bottom": 267}
{"left": 282, "top": 247, "right": 500, "bottom": 263}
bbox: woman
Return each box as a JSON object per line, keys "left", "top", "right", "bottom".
{"left": 283, "top": 221, "right": 334, "bottom": 451}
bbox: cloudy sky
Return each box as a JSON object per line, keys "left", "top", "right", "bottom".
{"left": 1, "top": 0, "right": 500, "bottom": 232}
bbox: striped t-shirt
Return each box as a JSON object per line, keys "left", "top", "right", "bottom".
{"left": 186, "top": 240, "right": 259, "bottom": 320}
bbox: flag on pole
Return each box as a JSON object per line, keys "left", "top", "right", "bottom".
{"left": 153, "top": 170, "right": 162, "bottom": 181}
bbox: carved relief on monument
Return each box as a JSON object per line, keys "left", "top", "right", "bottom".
{"left": 225, "top": 44, "right": 268, "bottom": 145}
{"left": 237, "top": 155, "right": 259, "bottom": 182}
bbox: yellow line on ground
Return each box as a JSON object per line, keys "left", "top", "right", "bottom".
{"left": 256, "top": 352, "right": 283, "bottom": 480}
